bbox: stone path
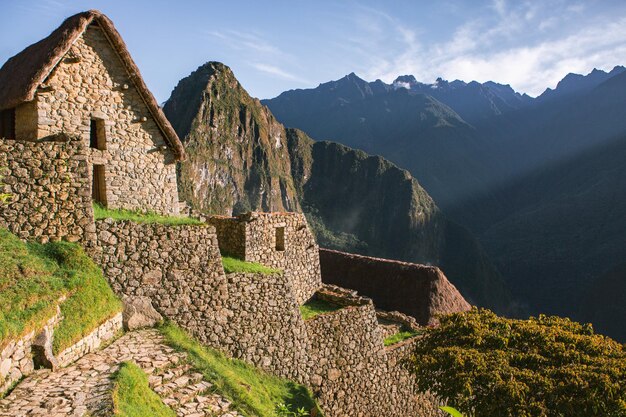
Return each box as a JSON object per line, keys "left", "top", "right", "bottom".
{"left": 0, "top": 329, "right": 244, "bottom": 417}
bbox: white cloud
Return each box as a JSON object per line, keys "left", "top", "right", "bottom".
{"left": 250, "top": 63, "right": 308, "bottom": 84}
{"left": 349, "top": 2, "right": 626, "bottom": 96}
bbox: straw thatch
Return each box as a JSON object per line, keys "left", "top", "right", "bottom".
{"left": 0, "top": 10, "right": 185, "bottom": 160}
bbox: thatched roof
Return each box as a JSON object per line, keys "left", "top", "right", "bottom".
{"left": 0, "top": 10, "right": 185, "bottom": 160}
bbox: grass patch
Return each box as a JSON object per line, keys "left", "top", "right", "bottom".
{"left": 0, "top": 228, "right": 121, "bottom": 356}
{"left": 299, "top": 299, "right": 341, "bottom": 320}
{"left": 112, "top": 361, "right": 176, "bottom": 417}
{"left": 93, "top": 203, "right": 204, "bottom": 226}
{"left": 383, "top": 328, "right": 421, "bottom": 346}
{"left": 222, "top": 256, "right": 281, "bottom": 275}
{"left": 159, "top": 322, "right": 322, "bottom": 417}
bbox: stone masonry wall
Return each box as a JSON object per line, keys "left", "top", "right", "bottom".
{"left": 0, "top": 137, "right": 94, "bottom": 243}
{"left": 223, "top": 273, "right": 310, "bottom": 382}
{"left": 304, "top": 287, "right": 442, "bottom": 417}
{"left": 320, "top": 248, "right": 471, "bottom": 326}
{"left": 0, "top": 331, "right": 36, "bottom": 395}
{"left": 94, "top": 220, "right": 310, "bottom": 381}
{"left": 207, "top": 216, "right": 246, "bottom": 259}
{"left": 209, "top": 212, "right": 321, "bottom": 305}
{"left": 56, "top": 312, "right": 123, "bottom": 367}
{"left": 28, "top": 24, "right": 179, "bottom": 215}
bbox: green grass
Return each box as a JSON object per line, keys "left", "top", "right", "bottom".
{"left": 299, "top": 299, "right": 341, "bottom": 320}
{"left": 0, "top": 228, "right": 122, "bottom": 357}
{"left": 222, "top": 256, "right": 281, "bottom": 275}
{"left": 112, "top": 361, "right": 176, "bottom": 417}
{"left": 383, "top": 329, "right": 421, "bottom": 346}
{"left": 93, "top": 203, "right": 204, "bottom": 226}
{"left": 160, "top": 322, "right": 322, "bottom": 417}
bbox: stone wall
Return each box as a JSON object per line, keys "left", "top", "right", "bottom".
{"left": 56, "top": 313, "right": 123, "bottom": 367}
{"left": 207, "top": 216, "right": 246, "bottom": 259}
{"left": 24, "top": 24, "right": 179, "bottom": 215}
{"left": 0, "top": 137, "right": 94, "bottom": 243}
{"left": 0, "top": 331, "right": 36, "bottom": 395}
{"left": 223, "top": 273, "right": 310, "bottom": 382}
{"left": 320, "top": 248, "right": 471, "bottom": 326}
{"left": 209, "top": 212, "right": 321, "bottom": 304}
{"left": 94, "top": 219, "right": 229, "bottom": 341}
{"left": 94, "top": 219, "right": 310, "bottom": 381}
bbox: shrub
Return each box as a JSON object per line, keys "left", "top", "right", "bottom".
{"left": 411, "top": 308, "right": 626, "bottom": 417}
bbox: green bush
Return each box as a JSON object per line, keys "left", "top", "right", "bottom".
{"left": 411, "top": 308, "right": 626, "bottom": 417}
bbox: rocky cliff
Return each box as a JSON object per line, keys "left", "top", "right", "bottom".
{"left": 163, "top": 62, "right": 299, "bottom": 214}
{"left": 164, "top": 62, "right": 512, "bottom": 313}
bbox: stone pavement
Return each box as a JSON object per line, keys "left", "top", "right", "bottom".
{"left": 0, "top": 329, "right": 244, "bottom": 417}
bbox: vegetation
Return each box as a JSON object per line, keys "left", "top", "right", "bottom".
{"left": 383, "top": 328, "right": 420, "bottom": 346}
{"left": 112, "top": 361, "right": 176, "bottom": 417}
{"left": 160, "top": 322, "right": 322, "bottom": 417}
{"left": 299, "top": 298, "right": 341, "bottom": 320}
{"left": 221, "top": 256, "right": 281, "bottom": 275}
{"left": 439, "top": 406, "right": 465, "bottom": 417}
{"left": 0, "top": 228, "right": 121, "bottom": 355}
{"left": 93, "top": 203, "right": 203, "bottom": 226}
{"left": 411, "top": 308, "right": 626, "bottom": 417}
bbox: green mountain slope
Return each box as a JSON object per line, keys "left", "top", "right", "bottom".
{"left": 163, "top": 62, "right": 300, "bottom": 215}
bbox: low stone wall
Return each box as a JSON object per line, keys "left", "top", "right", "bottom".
{"left": 0, "top": 331, "right": 36, "bottom": 395}
{"left": 56, "top": 313, "right": 123, "bottom": 367}
{"left": 0, "top": 137, "right": 94, "bottom": 243}
{"left": 319, "top": 248, "right": 471, "bottom": 326}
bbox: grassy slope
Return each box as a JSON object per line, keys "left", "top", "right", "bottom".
{"left": 299, "top": 299, "right": 340, "bottom": 320}
{"left": 221, "top": 256, "right": 281, "bottom": 275}
{"left": 113, "top": 361, "right": 176, "bottom": 417}
{"left": 0, "top": 228, "right": 121, "bottom": 356}
{"left": 93, "top": 203, "right": 203, "bottom": 226}
{"left": 160, "top": 323, "right": 322, "bottom": 417}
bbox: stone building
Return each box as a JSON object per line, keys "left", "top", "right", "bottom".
{"left": 0, "top": 10, "right": 185, "bottom": 215}
{"left": 208, "top": 212, "right": 321, "bottom": 304}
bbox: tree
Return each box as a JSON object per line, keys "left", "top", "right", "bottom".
{"left": 411, "top": 308, "right": 626, "bottom": 417}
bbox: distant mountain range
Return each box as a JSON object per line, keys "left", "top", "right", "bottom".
{"left": 263, "top": 66, "right": 626, "bottom": 341}
{"left": 163, "top": 62, "right": 512, "bottom": 313}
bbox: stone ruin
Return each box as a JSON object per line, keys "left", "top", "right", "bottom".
{"left": 0, "top": 9, "right": 471, "bottom": 417}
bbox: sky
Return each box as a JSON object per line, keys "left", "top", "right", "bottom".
{"left": 1, "top": 0, "right": 626, "bottom": 102}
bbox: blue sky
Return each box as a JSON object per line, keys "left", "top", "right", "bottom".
{"left": 2, "top": 0, "right": 626, "bottom": 101}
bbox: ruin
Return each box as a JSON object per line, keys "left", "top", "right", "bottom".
{"left": 0, "top": 10, "right": 471, "bottom": 417}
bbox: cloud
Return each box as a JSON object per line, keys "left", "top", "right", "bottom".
{"left": 349, "top": 2, "right": 626, "bottom": 96}
{"left": 250, "top": 63, "right": 309, "bottom": 84}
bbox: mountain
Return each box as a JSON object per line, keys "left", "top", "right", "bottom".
{"left": 263, "top": 73, "right": 503, "bottom": 226}
{"left": 263, "top": 67, "right": 626, "bottom": 341}
{"left": 537, "top": 66, "right": 626, "bottom": 102}
{"left": 579, "top": 261, "right": 626, "bottom": 342}
{"left": 391, "top": 75, "right": 532, "bottom": 124}
{"left": 287, "top": 132, "right": 511, "bottom": 311}
{"left": 163, "top": 62, "right": 513, "bottom": 313}
{"left": 163, "top": 62, "right": 299, "bottom": 214}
